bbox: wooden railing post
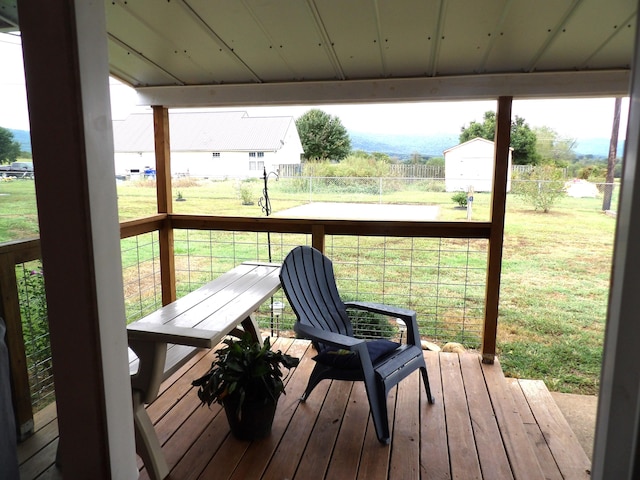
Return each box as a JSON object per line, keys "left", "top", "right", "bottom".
{"left": 153, "top": 106, "right": 176, "bottom": 305}
{"left": 311, "top": 224, "right": 325, "bottom": 253}
{"left": 482, "top": 96, "right": 512, "bottom": 364}
{"left": 0, "top": 254, "right": 33, "bottom": 440}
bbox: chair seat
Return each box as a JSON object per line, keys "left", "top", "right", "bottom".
{"left": 313, "top": 339, "right": 400, "bottom": 369}
{"left": 374, "top": 344, "right": 425, "bottom": 385}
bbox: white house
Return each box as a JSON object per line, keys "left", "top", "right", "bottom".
{"left": 444, "top": 137, "right": 513, "bottom": 193}
{"left": 112, "top": 111, "right": 303, "bottom": 179}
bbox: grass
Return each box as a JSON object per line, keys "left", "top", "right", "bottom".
{"left": 0, "top": 176, "right": 615, "bottom": 394}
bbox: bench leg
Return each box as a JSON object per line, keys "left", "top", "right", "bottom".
{"left": 133, "top": 391, "right": 169, "bottom": 480}
{"left": 129, "top": 340, "right": 168, "bottom": 404}
{"left": 230, "top": 314, "right": 263, "bottom": 346}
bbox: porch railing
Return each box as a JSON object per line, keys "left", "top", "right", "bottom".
{"left": 1, "top": 214, "right": 491, "bottom": 439}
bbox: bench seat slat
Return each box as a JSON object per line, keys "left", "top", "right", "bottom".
{"left": 127, "top": 324, "right": 218, "bottom": 348}
{"left": 133, "top": 264, "right": 279, "bottom": 330}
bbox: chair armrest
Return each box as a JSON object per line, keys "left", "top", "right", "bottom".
{"left": 344, "top": 301, "right": 415, "bottom": 321}
{"left": 294, "top": 323, "right": 365, "bottom": 351}
{"left": 344, "top": 301, "right": 421, "bottom": 347}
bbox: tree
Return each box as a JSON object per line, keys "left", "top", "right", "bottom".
{"left": 0, "top": 127, "right": 21, "bottom": 165}
{"left": 460, "top": 111, "right": 539, "bottom": 165}
{"left": 295, "top": 109, "right": 351, "bottom": 162}
{"left": 534, "top": 126, "right": 576, "bottom": 167}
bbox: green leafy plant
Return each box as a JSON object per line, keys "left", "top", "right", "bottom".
{"left": 451, "top": 191, "right": 468, "bottom": 207}
{"left": 192, "top": 334, "right": 299, "bottom": 412}
{"left": 238, "top": 181, "right": 254, "bottom": 205}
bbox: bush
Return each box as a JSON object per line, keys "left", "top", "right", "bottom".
{"left": 236, "top": 180, "right": 255, "bottom": 205}
{"left": 513, "top": 166, "right": 565, "bottom": 213}
{"left": 451, "top": 191, "right": 468, "bottom": 207}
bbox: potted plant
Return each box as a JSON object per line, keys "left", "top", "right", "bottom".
{"left": 192, "top": 334, "right": 299, "bottom": 440}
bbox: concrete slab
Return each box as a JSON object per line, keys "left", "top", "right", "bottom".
{"left": 550, "top": 392, "right": 598, "bottom": 460}
{"left": 274, "top": 202, "right": 440, "bottom": 221}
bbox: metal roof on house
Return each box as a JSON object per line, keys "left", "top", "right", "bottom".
{"left": 113, "top": 111, "right": 297, "bottom": 153}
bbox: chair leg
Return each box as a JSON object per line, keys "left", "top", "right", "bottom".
{"left": 301, "top": 363, "right": 331, "bottom": 401}
{"left": 420, "top": 366, "right": 435, "bottom": 404}
{"left": 362, "top": 375, "right": 391, "bottom": 444}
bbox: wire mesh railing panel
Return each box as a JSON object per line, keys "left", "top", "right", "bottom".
{"left": 171, "top": 231, "right": 488, "bottom": 347}
{"left": 16, "top": 261, "right": 54, "bottom": 412}
{"left": 325, "top": 235, "right": 488, "bottom": 346}
{"left": 121, "top": 232, "right": 162, "bottom": 322}
{"left": 172, "top": 230, "right": 309, "bottom": 332}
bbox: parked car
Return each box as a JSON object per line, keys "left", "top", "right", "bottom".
{"left": 0, "top": 162, "right": 34, "bottom": 178}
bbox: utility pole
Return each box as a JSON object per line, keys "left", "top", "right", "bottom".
{"left": 603, "top": 97, "right": 622, "bottom": 212}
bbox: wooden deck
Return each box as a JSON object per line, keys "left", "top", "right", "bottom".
{"left": 18, "top": 338, "right": 591, "bottom": 479}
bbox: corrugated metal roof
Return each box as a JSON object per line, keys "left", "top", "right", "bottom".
{"left": 113, "top": 111, "right": 297, "bottom": 152}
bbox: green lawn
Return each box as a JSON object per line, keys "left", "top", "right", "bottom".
{"left": 0, "top": 176, "right": 615, "bottom": 394}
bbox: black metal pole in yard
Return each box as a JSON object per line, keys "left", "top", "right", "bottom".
{"left": 259, "top": 166, "right": 279, "bottom": 262}
{"left": 259, "top": 166, "right": 279, "bottom": 335}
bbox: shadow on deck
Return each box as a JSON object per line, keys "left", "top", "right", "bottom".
{"left": 18, "top": 338, "right": 591, "bottom": 479}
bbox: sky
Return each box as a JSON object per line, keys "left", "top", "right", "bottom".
{"left": 0, "top": 32, "right": 630, "bottom": 140}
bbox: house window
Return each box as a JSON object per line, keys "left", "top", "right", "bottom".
{"left": 249, "top": 151, "right": 264, "bottom": 158}
{"left": 212, "top": 152, "right": 220, "bottom": 157}
{"left": 249, "top": 161, "right": 265, "bottom": 171}
{"left": 249, "top": 161, "right": 257, "bottom": 170}
{"left": 249, "top": 152, "right": 256, "bottom": 157}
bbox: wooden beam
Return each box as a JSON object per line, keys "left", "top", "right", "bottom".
{"left": 135, "top": 70, "right": 630, "bottom": 108}
{"left": 481, "top": 96, "right": 512, "bottom": 364}
{"left": 153, "top": 106, "right": 176, "bottom": 305}
{"left": 18, "top": 0, "right": 137, "bottom": 477}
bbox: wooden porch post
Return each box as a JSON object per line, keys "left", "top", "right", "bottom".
{"left": 18, "top": 0, "right": 138, "bottom": 477}
{"left": 312, "top": 224, "right": 326, "bottom": 253}
{"left": 481, "top": 96, "right": 512, "bottom": 364}
{"left": 153, "top": 106, "right": 177, "bottom": 305}
{"left": 0, "top": 253, "right": 32, "bottom": 439}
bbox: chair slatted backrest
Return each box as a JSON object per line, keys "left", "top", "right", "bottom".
{"left": 280, "top": 246, "right": 353, "bottom": 337}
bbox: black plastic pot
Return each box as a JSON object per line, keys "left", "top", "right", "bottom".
{"left": 223, "top": 394, "right": 278, "bottom": 441}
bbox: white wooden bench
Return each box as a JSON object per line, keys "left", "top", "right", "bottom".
{"left": 126, "top": 261, "right": 281, "bottom": 480}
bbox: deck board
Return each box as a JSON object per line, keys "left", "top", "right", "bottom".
{"left": 17, "top": 339, "right": 592, "bottom": 480}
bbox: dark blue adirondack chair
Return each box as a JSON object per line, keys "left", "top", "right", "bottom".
{"left": 280, "top": 245, "right": 434, "bottom": 444}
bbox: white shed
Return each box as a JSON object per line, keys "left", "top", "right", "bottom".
{"left": 444, "top": 137, "right": 512, "bottom": 193}
{"left": 112, "top": 111, "right": 303, "bottom": 179}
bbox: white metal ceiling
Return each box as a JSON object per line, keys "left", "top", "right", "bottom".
{"left": 1, "top": 0, "right": 637, "bottom": 104}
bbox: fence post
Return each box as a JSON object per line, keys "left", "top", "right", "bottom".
{"left": 0, "top": 255, "right": 34, "bottom": 440}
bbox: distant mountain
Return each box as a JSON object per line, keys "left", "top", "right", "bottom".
{"left": 6, "top": 128, "right": 31, "bottom": 153}
{"left": 349, "top": 131, "right": 459, "bottom": 159}
{"left": 349, "top": 130, "right": 625, "bottom": 159}
{"left": 574, "top": 137, "right": 625, "bottom": 157}
{"left": 5, "top": 126, "right": 623, "bottom": 159}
